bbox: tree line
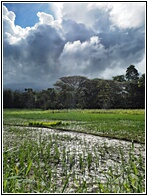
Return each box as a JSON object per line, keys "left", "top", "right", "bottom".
{"left": 3, "top": 65, "right": 145, "bottom": 109}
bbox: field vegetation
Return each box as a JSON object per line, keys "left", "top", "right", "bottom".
{"left": 3, "top": 109, "right": 145, "bottom": 193}
{"left": 4, "top": 109, "right": 145, "bottom": 143}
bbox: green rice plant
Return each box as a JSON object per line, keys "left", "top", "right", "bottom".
{"left": 62, "top": 146, "right": 66, "bottom": 162}
{"left": 61, "top": 174, "right": 70, "bottom": 193}
{"left": 4, "top": 109, "right": 145, "bottom": 143}
{"left": 76, "top": 179, "right": 87, "bottom": 193}
{"left": 87, "top": 152, "right": 92, "bottom": 172}
{"left": 69, "top": 154, "right": 75, "bottom": 171}
{"left": 98, "top": 180, "right": 105, "bottom": 193}
{"left": 25, "top": 160, "right": 32, "bottom": 176}
{"left": 54, "top": 144, "right": 60, "bottom": 164}
{"left": 79, "top": 154, "right": 83, "bottom": 170}
{"left": 3, "top": 121, "right": 145, "bottom": 193}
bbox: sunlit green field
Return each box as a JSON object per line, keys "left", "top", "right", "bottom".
{"left": 3, "top": 109, "right": 145, "bottom": 143}
{"left": 3, "top": 109, "right": 145, "bottom": 193}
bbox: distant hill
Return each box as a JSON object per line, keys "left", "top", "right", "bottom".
{"left": 3, "top": 82, "right": 52, "bottom": 91}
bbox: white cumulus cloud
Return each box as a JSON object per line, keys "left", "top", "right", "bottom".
{"left": 59, "top": 36, "right": 107, "bottom": 77}
{"left": 3, "top": 3, "right": 145, "bottom": 90}
{"left": 37, "top": 12, "right": 54, "bottom": 25}
{"left": 3, "top": 5, "right": 30, "bottom": 44}
{"left": 109, "top": 2, "right": 145, "bottom": 29}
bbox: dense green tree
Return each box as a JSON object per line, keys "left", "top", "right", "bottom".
{"left": 35, "top": 88, "right": 57, "bottom": 110}
{"left": 54, "top": 76, "right": 88, "bottom": 108}
{"left": 3, "top": 89, "right": 13, "bottom": 108}
{"left": 138, "top": 73, "right": 145, "bottom": 88}
{"left": 124, "top": 65, "right": 145, "bottom": 108}
{"left": 112, "top": 75, "right": 125, "bottom": 82}
{"left": 77, "top": 79, "right": 100, "bottom": 109}
{"left": 125, "top": 65, "right": 139, "bottom": 82}
{"left": 112, "top": 75, "right": 126, "bottom": 82}
{"left": 13, "top": 90, "right": 23, "bottom": 108}
{"left": 3, "top": 66, "right": 145, "bottom": 109}
{"left": 97, "top": 80, "right": 125, "bottom": 109}
{"left": 24, "top": 88, "right": 35, "bottom": 109}
{"left": 137, "top": 74, "right": 145, "bottom": 108}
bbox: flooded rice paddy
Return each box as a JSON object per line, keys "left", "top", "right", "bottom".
{"left": 3, "top": 126, "right": 145, "bottom": 193}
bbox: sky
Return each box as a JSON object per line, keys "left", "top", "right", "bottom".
{"left": 3, "top": 2, "right": 146, "bottom": 90}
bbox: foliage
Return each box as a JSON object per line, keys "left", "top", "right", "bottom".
{"left": 125, "top": 65, "right": 139, "bottom": 81}
{"left": 112, "top": 75, "right": 126, "bottom": 82}
{"left": 3, "top": 89, "right": 13, "bottom": 108}
{"left": 3, "top": 65, "right": 145, "bottom": 109}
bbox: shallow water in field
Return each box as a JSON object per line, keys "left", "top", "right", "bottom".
{"left": 3, "top": 126, "right": 145, "bottom": 193}
{"left": 29, "top": 126, "right": 145, "bottom": 155}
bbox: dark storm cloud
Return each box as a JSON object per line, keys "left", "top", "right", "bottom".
{"left": 3, "top": 16, "right": 66, "bottom": 88}
{"left": 59, "top": 26, "right": 145, "bottom": 79}
{"left": 26, "top": 24, "right": 64, "bottom": 74}
{"left": 62, "top": 19, "right": 95, "bottom": 42}
{"left": 3, "top": 3, "right": 145, "bottom": 90}
{"left": 99, "top": 27, "right": 145, "bottom": 52}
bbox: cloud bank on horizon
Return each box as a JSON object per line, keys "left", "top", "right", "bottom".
{"left": 3, "top": 2, "right": 145, "bottom": 90}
